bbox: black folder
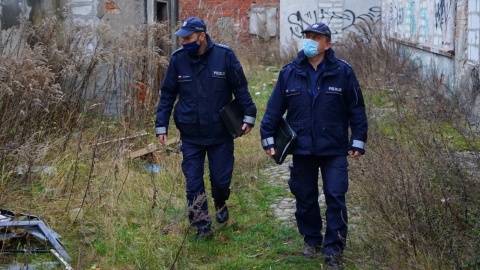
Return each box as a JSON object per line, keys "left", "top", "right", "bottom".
{"left": 220, "top": 99, "right": 244, "bottom": 139}
{"left": 274, "top": 117, "right": 297, "bottom": 165}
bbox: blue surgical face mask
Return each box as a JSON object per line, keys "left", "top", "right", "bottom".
{"left": 183, "top": 34, "right": 201, "bottom": 54}
{"left": 302, "top": 39, "right": 320, "bottom": 58}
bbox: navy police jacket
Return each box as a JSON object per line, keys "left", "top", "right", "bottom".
{"left": 155, "top": 34, "right": 256, "bottom": 145}
{"left": 260, "top": 48, "right": 368, "bottom": 156}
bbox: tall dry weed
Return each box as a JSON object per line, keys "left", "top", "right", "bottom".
{"left": 0, "top": 12, "right": 170, "bottom": 182}
{"left": 336, "top": 23, "right": 480, "bottom": 269}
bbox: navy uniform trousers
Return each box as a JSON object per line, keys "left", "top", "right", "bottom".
{"left": 181, "top": 140, "right": 234, "bottom": 229}
{"left": 288, "top": 154, "right": 349, "bottom": 256}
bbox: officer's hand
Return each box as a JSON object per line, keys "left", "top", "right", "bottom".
{"left": 265, "top": 148, "right": 275, "bottom": 158}
{"left": 158, "top": 134, "right": 167, "bottom": 145}
{"left": 348, "top": 150, "right": 362, "bottom": 158}
{"left": 242, "top": 123, "right": 252, "bottom": 135}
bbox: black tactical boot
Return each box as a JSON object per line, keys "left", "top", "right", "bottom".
{"left": 215, "top": 204, "right": 229, "bottom": 223}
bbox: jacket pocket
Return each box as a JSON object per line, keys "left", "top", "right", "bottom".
{"left": 289, "top": 120, "right": 307, "bottom": 151}
{"left": 213, "top": 74, "right": 228, "bottom": 91}
{"left": 285, "top": 87, "right": 301, "bottom": 97}
{"left": 323, "top": 122, "right": 348, "bottom": 147}
{"left": 212, "top": 77, "right": 228, "bottom": 91}
{"left": 286, "top": 87, "right": 304, "bottom": 110}
{"left": 175, "top": 115, "right": 197, "bottom": 137}
{"left": 178, "top": 77, "right": 194, "bottom": 96}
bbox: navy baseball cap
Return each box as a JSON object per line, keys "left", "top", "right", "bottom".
{"left": 174, "top": 17, "right": 207, "bottom": 37}
{"left": 301, "top": 22, "right": 331, "bottom": 39}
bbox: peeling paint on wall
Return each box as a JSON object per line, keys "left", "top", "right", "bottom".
{"left": 105, "top": 0, "right": 120, "bottom": 14}
{"left": 467, "top": 1, "right": 480, "bottom": 63}
{"left": 249, "top": 6, "right": 277, "bottom": 39}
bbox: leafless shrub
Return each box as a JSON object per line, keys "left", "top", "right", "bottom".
{"left": 0, "top": 12, "right": 170, "bottom": 183}
{"left": 339, "top": 22, "right": 480, "bottom": 269}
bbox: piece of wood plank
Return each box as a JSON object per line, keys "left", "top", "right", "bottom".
{"left": 128, "top": 138, "right": 180, "bottom": 159}
{"left": 128, "top": 144, "right": 159, "bottom": 159}
{"left": 96, "top": 132, "right": 149, "bottom": 146}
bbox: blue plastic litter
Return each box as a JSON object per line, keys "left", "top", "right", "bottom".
{"left": 144, "top": 164, "right": 161, "bottom": 173}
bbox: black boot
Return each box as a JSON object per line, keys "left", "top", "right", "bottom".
{"left": 215, "top": 204, "right": 229, "bottom": 223}
{"left": 325, "top": 255, "right": 343, "bottom": 268}
{"left": 196, "top": 224, "right": 212, "bottom": 240}
{"left": 211, "top": 185, "right": 230, "bottom": 224}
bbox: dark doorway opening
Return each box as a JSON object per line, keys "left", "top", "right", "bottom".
{"left": 156, "top": 1, "right": 168, "bottom": 22}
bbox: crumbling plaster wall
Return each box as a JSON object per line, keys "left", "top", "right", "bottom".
{"left": 383, "top": 0, "right": 457, "bottom": 93}
{"left": 464, "top": 0, "right": 480, "bottom": 124}
{"left": 68, "top": 0, "right": 99, "bottom": 26}
{"left": 383, "top": 0, "right": 480, "bottom": 125}
{"left": 0, "top": 0, "right": 155, "bottom": 32}
{"left": 0, "top": 0, "right": 100, "bottom": 28}
{"left": 1, "top": 0, "right": 67, "bottom": 29}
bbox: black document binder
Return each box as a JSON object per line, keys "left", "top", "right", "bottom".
{"left": 274, "top": 117, "right": 297, "bottom": 165}
{"left": 220, "top": 99, "right": 244, "bottom": 139}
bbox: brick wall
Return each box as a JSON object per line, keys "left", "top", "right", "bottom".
{"left": 179, "top": 0, "right": 278, "bottom": 20}
{"left": 177, "top": 0, "right": 279, "bottom": 44}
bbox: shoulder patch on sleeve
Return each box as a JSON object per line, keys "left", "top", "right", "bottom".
{"left": 338, "top": 59, "right": 352, "bottom": 68}
{"left": 215, "top": 43, "right": 232, "bottom": 50}
{"left": 172, "top": 47, "right": 184, "bottom": 56}
{"left": 279, "top": 62, "right": 293, "bottom": 73}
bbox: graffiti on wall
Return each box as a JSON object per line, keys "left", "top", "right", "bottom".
{"left": 434, "top": 0, "right": 454, "bottom": 43}
{"left": 287, "top": 6, "right": 381, "bottom": 39}
{"left": 384, "top": 0, "right": 454, "bottom": 54}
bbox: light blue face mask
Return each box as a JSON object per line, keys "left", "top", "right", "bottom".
{"left": 302, "top": 39, "right": 320, "bottom": 58}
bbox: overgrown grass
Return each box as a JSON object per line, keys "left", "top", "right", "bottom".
{"left": 1, "top": 15, "right": 479, "bottom": 270}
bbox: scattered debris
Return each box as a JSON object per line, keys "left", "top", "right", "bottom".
{"left": 16, "top": 165, "right": 57, "bottom": 176}
{"left": 143, "top": 163, "right": 161, "bottom": 173}
{"left": 0, "top": 209, "right": 72, "bottom": 269}
{"left": 128, "top": 143, "right": 161, "bottom": 159}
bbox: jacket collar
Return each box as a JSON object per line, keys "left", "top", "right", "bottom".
{"left": 203, "top": 34, "right": 214, "bottom": 56}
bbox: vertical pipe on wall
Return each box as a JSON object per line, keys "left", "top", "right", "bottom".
{"left": 454, "top": 0, "right": 468, "bottom": 87}
{"left": 170, "top": 0, "right": 179, "bottom": 49}
{"left": 144, "top": 0, "right": 147, "bottom": 24}
{"left": 0, "top": 0, "right": 2, "bottom": 52}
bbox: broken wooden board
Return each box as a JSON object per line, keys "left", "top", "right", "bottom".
{"left": 128, "top": 144, "right": 159, "bottom": 159}
{"left": 96, "top": 132, "right": 149, "bottom": 146}
{"left": 128, "top": 138, "right": 180, "bottom": 159}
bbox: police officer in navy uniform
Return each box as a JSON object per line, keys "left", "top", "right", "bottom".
{"left": 260, "top": 22, "right": 368, "bottom": 267}
{"left": 155, "top": 17, "right": 257, "bottom": 238}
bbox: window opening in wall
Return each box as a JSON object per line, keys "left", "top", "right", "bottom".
{"left": 156, "top": 1, "right": 168, "bottom": 22}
